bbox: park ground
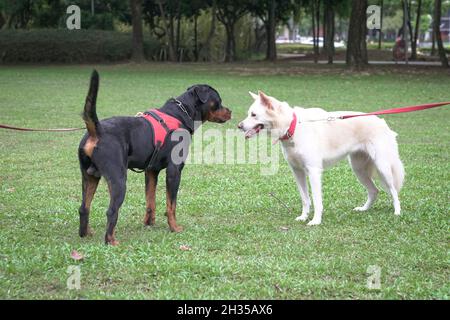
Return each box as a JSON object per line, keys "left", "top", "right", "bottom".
{"left": 0, "top": 62, "right": 449, "bottom": 299}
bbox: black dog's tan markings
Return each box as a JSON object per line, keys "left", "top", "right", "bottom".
{"left": 144, "top": 170, "right": 158, "bottom": 226}
{"left": 78, "top": 70, "right": 231, "bottom": 245}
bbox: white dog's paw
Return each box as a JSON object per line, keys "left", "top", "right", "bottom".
{"left": 307, "top": 219, "right": 321, "bottom": 226}
{"left": 295, "top": 214, "right": 308, "bottom": 222}
{"left": 394, "top": 210, "right": 401, "bottom": 216}
{"left": 353, "top": 206, "right": 368, "bottom": 212}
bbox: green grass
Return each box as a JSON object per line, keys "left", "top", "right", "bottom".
{"left": 0, "top": 63, "right": 449, "bottom": 299}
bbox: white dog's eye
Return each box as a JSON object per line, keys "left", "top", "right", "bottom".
{"left": 251, "top": 112, "right": 256, "bottom": 117}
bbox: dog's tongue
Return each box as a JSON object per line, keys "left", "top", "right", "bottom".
{"left": 245, "top": 128, "right": 258, "bottom": 139}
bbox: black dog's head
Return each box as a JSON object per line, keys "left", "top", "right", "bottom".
{"left": 185, "top": 85, "right": 232, "bottom": 123}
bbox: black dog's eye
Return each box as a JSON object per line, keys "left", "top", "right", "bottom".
{"left": 251, "top": 112, "right": 256, "bottom": 117}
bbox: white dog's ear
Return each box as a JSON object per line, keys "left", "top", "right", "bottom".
{"left": 258, "top": 90, "right": 273, "bottom": 110}
{"left": 248, "top": 91, "right": 258, "bottom": 100}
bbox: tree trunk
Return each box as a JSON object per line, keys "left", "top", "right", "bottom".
{"left": 406, "top": 1, "right": 414, "bottom": 49}
{"left": 169, "top": 15, "right": 176, "bottom": 60}
{"left": 175, "top": 13, "right": 182, "bottom": 60}
{"left": 411, "top": 0, "right": 422, "bottom": 60}
{"left": 431, "top": 28, "right": 436, "bottom": 55}
{"left": 434, "top": 0, "right": 449, "bottom": 67}
{"left": 224, "top": 23, "right": 236, "bottom": 62}
{"left": 315, "top": 0, "right": 320, "bottom": 60}
{"left": 378, "top": 0, "right": 384, "bottom": 49}
{"left": 254, "top": 22, "right": 265, "bottom": 53}
{"left": 346, "top": 0, "right": 368, "bottom": 69}
{"left": 311, "top": 1, "right": 318, "bottom": 63}
{"left": 194, "top": 14, "right": 198, "bottom": 62}
{"left": 200, "top": 1, "right": 217, "bottom": 61}
{"left": 157, "top": 0, "right": 177, "bottom": 62}
{"left": 129, "top": 0, "right": 145, "bottom": 62}
{"left": 324, "top": 1, "right": 334, "bottom": 64}
{"left": 266, "top": 0, "right": 277, "bottom": 61}
{"left": 0, "top": 11, "right": 5, "bottom": 29}
{"left": 323, "top": 1, "right": 327, "bottom": 53}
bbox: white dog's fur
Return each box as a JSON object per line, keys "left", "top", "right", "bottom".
{"left": 239, "top": 91, "right": 404, "bottom": 225}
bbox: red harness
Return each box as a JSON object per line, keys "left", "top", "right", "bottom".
{"left": 141, "top": 109, "right": 182, "bottom": 147}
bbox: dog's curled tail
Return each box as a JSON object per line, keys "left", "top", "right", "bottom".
{"left": 82, "top": 70, "right": 100, "bottom": 138}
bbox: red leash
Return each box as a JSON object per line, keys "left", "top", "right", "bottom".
{"left": 0, "top": 124, "right": 84, "bottom": 132}
{"left": 340, "top": 101, "right": 450, "bottom": 119}
{"left": 278, "top": 101, "right": 450, "bottom": 143}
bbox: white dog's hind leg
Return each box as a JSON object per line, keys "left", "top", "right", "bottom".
{"left": 349, "top": 153, "right": 379, "bottom": 211}
{"left": 292, "top": 168, "right": 311, "bottom": 221}
{"left": 374, "top": 158, "right": 401, "bottom": 215}
{"left": 306, "top": 168, "right": 323, "bottom": 226}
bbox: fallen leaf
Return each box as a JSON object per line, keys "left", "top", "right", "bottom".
{"left": 71, "top": 250, "right": 84, "bottom": 261}
{"left": 6, "top": 188, "right": 15, "bottom": 192}
{"left": 280, "top": 226, "right": 289, "bottom": 232}
{"left": 179, "top": 245, "right": 191, "bottom": 251}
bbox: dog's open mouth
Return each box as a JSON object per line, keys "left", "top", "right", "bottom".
{"left": 245, "top": 124, "right": 264, "bottom": 139}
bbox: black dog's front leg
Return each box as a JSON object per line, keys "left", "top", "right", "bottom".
{"left": 165, "top": 163, "right": 184, "bottom": 232}
{"left": 144, "top": 170, "right": 159, "bottom": 226}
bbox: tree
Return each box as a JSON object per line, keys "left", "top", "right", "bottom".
{"left": 266, "top": 0, "right": 277, "bottom": 61}
{"left": 410, "top": 0, "right": 422, "bottom": 60}
{"left": 198, "top": 0, "right": 217, "bottom": 61}
{"left": 433, "top": 0, "right": 449, "bottom": 67}
{"left": 130, "top": 0, "right": 146, "bottom": 62}
{"left": 346, "top": 0, "right": 368, "bottom": 69}
{"left": 216, "top": 0, "right": 248, "bottom": 62}
{"left": 0, "top": 0, "right": 33, "bottom": 29}
{"left": 311, "top": 0, "right": 320, "bottom": 63}
{"left": 323, "top": 0, "right": 335, "bottom": 64}
{"left": 181, "top": 0, "right": 209, "bottom": 61}
{"left": 155, "top": 0, "right": 178, "bottom": 62}
{"left": 248, "top": 0, "right": 293, "bottom": 61}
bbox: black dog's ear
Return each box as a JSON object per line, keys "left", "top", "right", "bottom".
{"left": 190, "top": 85, "right": 209, "bottom": 104}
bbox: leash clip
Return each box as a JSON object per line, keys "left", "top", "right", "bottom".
{"left": 327, "top": 116, "right": 336, "bottom": 122}
{"left": 174, "top": 98, "right": 189, "bottom": 116}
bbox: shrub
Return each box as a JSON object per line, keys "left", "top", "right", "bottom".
{"left": 0, "top": 29, "right": 161, "bottom": 63}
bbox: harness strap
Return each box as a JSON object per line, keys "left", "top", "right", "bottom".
{"left": 130, "top": 109, "right": 182, "bottom": 173}
{"left": 145, "top": 110, "right": 171, "bottom": 133}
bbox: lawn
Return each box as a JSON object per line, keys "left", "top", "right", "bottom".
{"left": 0, "top": 63, "right": 449, "bottom": 299}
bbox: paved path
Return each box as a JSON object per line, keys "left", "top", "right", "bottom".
{"left": 279, "top": 54, "right": 442, "bottom": 66}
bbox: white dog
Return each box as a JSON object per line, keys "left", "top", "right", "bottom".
{"left": 238, "top": 91, "right": 404, "bottom": 225}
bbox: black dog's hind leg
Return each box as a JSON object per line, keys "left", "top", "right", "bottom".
{"left": 79, "top": 170, "right": 100, "bottom": 237}
{"left": 166, "top": 163, "right": 184, "bottom": 232}
{"left": 104, "top": 170, "right": 127, "bottom": 245}
{"left": 144, "top": 170, "right": 159, "bottom": 226}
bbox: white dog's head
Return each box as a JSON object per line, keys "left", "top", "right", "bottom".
{"left": 238, "top": 91, "right": 289, "bottom": 139}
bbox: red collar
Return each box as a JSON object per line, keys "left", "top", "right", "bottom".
{"left": 279, "top": 112, "right": 297, "bottom": 141}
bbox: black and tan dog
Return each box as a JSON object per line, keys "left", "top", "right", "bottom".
{"left": 78, "top": 70, "right": 231, "bottom": 245}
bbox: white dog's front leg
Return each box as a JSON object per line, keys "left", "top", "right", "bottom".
{"left": 307, "top": 168, "right": 323, "bottom": 226}
{"left": 292, "top": 168, "right": 311, "bottom": 221}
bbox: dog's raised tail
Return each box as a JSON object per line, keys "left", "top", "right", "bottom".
{"left": 83, "top": 70, "right": 100, "bottom": 138}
